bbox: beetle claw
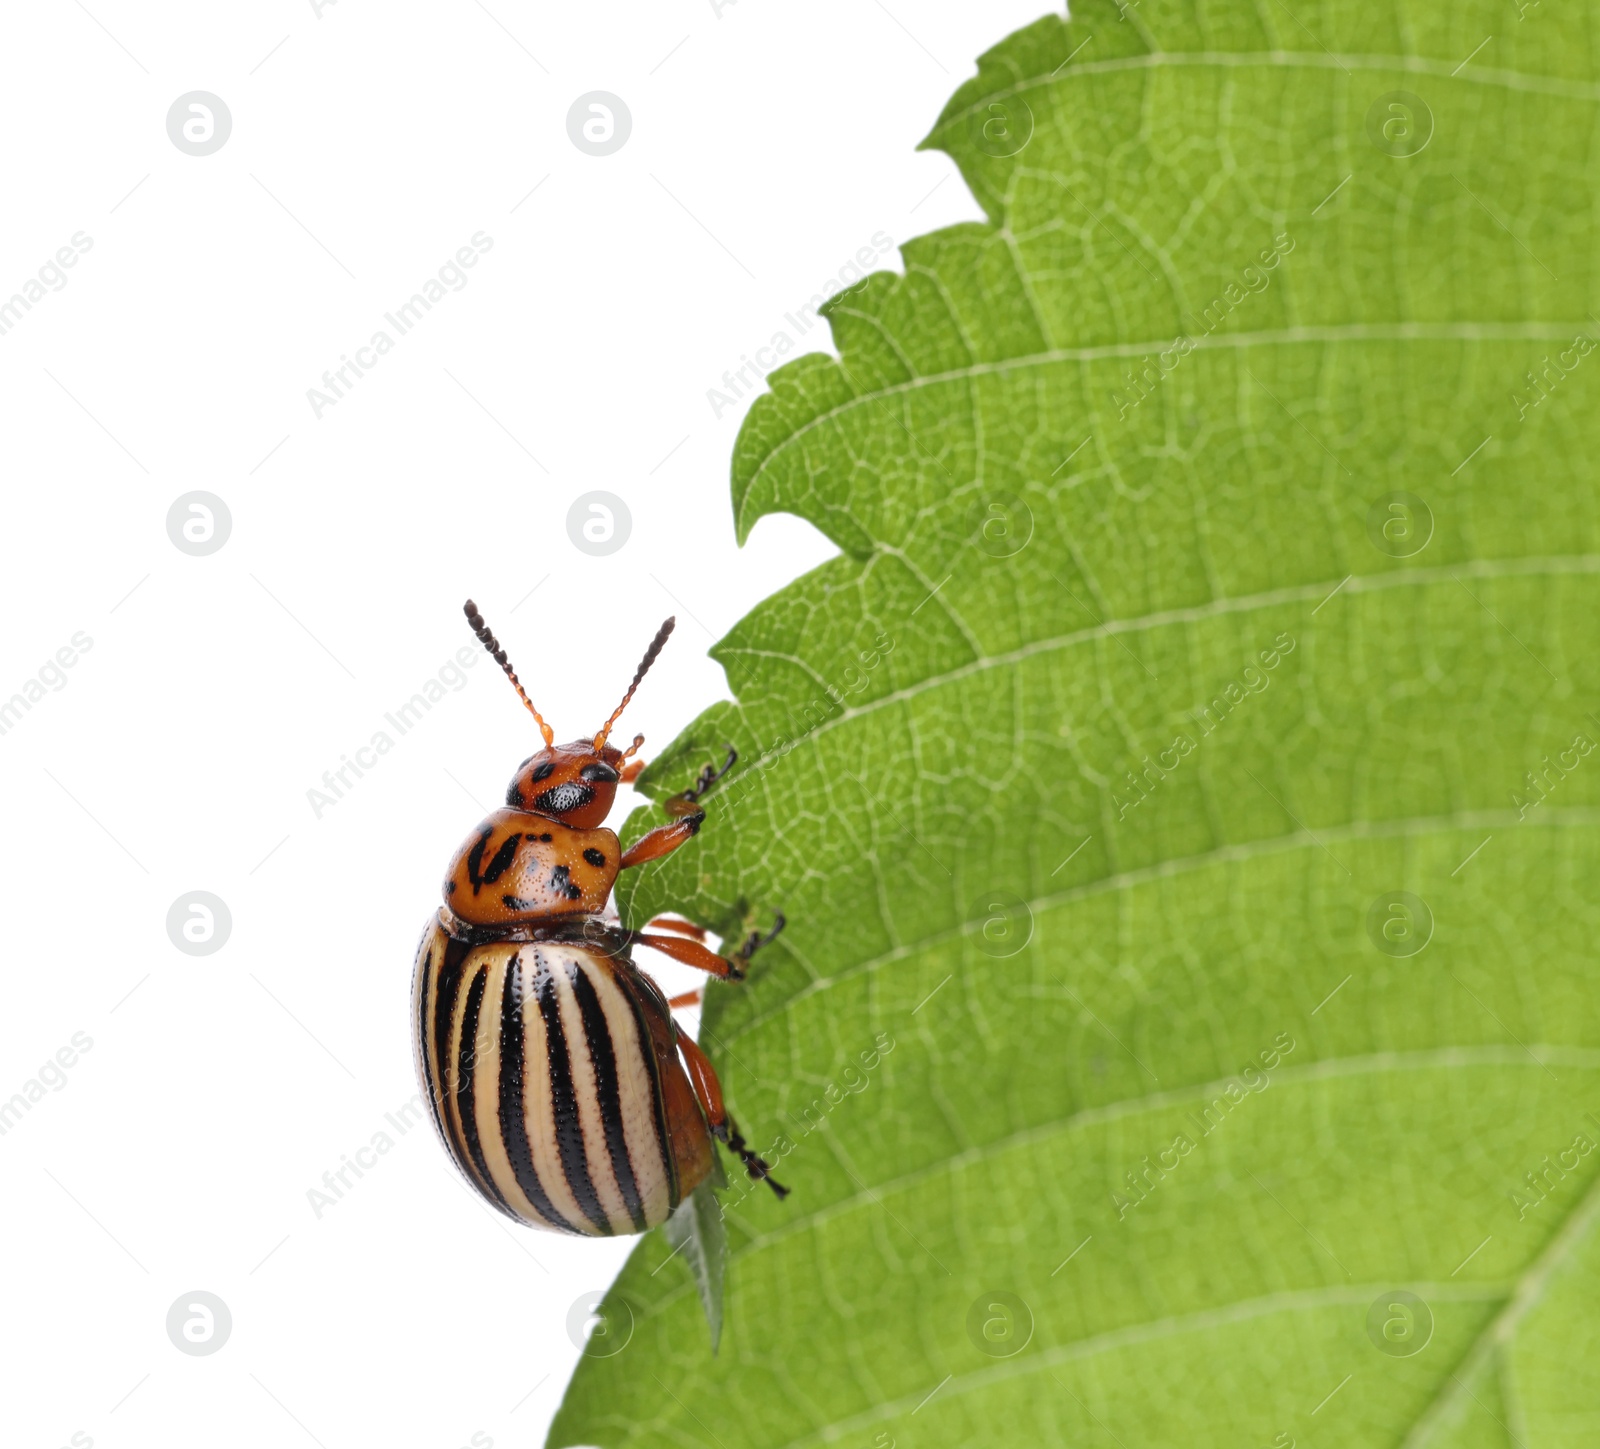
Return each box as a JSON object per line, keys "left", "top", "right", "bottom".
{"left": 715, "top": 1120, "right": 789, "bottom": 1198}
{"left": 735, "top": 910, "right": 786, "bottom": 963}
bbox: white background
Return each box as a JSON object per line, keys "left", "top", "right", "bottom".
{"left": 0, "top": 3, "right": 1047, "bottom": 1446}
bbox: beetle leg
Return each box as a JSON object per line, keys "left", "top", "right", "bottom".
{"left": 618, "top": 811, "right": 704, "bottom": 869}
{"left": 733, "top": 910, "right": 785, "bottom": 964}
{"left": 663, "top": 746, "right": 738, "bottom": 818}
{"left": 620, "top": 758, "right": 647, "bottom": 784}
{"left": 666, "top": 988, "right": 703, "bottom": 1009}
{"left": 635, "top": 932, "right": 745, "bottom": 980}
{"left": 674, "top": 1025, "right": 788, "bottom": 1199}
{"left": 635, "top": 911, "right": 785, "bottom": 980}
{"left": 646, "top": 916, "right": 708, "bottom": 941}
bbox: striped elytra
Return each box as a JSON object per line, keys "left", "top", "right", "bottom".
{"left": 413, "top": 601, "right": 788, "bottom": 1236}
{"left": 412, "top": 916, "right": 713, "bottom": 1235}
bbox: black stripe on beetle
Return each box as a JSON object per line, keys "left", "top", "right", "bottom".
{"left": 431, "top": 947, "right": 471, "bottom": 1167}
{"left": 612, "top": 966, "right": 680, "bottom": 1209}
{"left": 455, "top": 965, "right": 518, "bottom": 1218}
{"left": 567, "top": 959, "right": 648, "bottom": 1232}
{"left": 414, "top": 936, "right": 452, "bottom": 1152}
{"left": 497, "top": 954, "right": 580, "bottom": 1233}
{"left": 534, "top": 952, "right": 611, "bottom": 1234}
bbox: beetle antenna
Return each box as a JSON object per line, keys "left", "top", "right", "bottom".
{"left": 622, "top": 733, "right": 645, "bottom": 761}
{"left": 594, "top": 617, "right": 674, "bottom": 751}
{"left": 463, "top": 599, "right": 554, "bottom": 747}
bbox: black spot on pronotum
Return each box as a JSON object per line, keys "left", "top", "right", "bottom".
{"left": 446, "top": 880, "right": 457, "bottom": 895}
{"left": 534, "top": 782, "right": 595, "bottom": 816}
{"left": 505, "top": 783, "right": 524, "bottom": 808}
{"left": 583, "top": 848, "right": 606, "bottom": 867}
{"left": 550, "top": 864, "right": 581, "bottom": 901}
{"left": 541, "top": 833, "right": 553, "bottom": 842}
{"left": 464, "top": 826, "right": 494, "bottom": 893}
{"left": 531, "top": 760, "right": 555, "bottom": 781}
{"left": 481, "top": 833, "right": 521, "bottom": 885}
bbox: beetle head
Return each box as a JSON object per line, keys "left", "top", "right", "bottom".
{"left": 463, "top": 600, "right": 672, "bottom": 828}
{"left": 505, "top": 740, "right": 626, "bottom": 828}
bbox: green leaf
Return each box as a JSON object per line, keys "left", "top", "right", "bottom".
{"left": 662, "top": 1174, "right": 730, "bottom": 1355}
{"left": 552, "top": 3, "right": 1600, "bottom": 1446}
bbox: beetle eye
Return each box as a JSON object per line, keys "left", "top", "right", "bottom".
{"left": 579, "top": 762, "right": 619, "bottom": 783}
{"left": 530, "top": 761, "right": 555, "bottom": 781}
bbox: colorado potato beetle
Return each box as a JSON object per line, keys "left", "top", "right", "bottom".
{"left": 411, "top": 600, "right": 787, "bottom": 1236}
